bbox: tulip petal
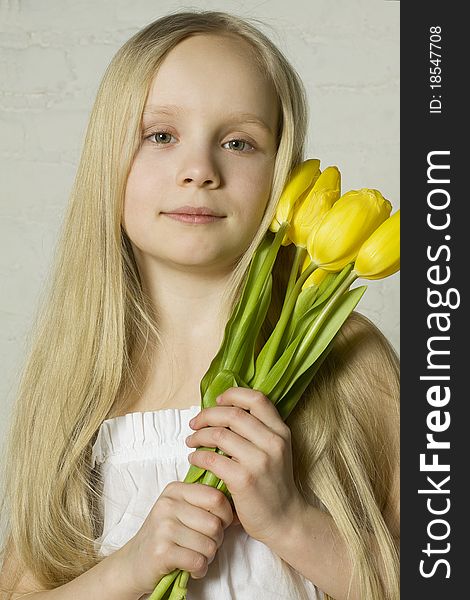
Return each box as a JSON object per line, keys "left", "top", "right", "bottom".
{"left": 289, "top": 166, "right": 341, "bottom": 247}
{"left": 269, "top": 158, "right": 321, "bottom": 232}
{"left": 307, "top": 188, "right": 392, "bottom": 271}
{"left": 354, "top": 210, "right": 400, "bottom": 279}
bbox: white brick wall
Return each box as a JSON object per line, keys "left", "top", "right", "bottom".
{"left": 0, "top": 0, "right": 399, "bottom": 440}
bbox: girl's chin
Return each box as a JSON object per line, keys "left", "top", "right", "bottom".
{"left": 173, "top": 257, "right": 235, "bottom": 273}
{"left": 132, "top": 239, "right": 248, "bottom": 274}
{"left": 157, "top": 249, "right": 239, "bottom": 274}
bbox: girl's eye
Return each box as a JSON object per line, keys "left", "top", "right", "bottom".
{"left": 146, "top": 131, "right": 175, "bottom": 144}
{"left": 223, "top": 139, "right": 255, "bottom": 153}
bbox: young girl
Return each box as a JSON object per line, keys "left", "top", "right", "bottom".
{"left": 0, "top": 10, "right": 399, "bottom": 600}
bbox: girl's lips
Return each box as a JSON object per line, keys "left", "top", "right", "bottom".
{"left": 163, "top": 213, "right": 224, "bottom": 224}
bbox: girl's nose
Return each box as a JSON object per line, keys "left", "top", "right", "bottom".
{"left": 176, "top": 153, "right": 221, "bottom": 189}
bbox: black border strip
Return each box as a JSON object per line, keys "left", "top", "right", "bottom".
{"left": 401, "top": 2, "right": 466, "bottom": 595}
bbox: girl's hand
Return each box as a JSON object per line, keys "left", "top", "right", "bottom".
{"left": 117, "top": 481, "right": 233, "bottom": 596}
{"left": 186, "top": 387, "right": 307, "bottom": 548}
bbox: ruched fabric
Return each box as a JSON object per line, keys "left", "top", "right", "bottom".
{"left": 92, "top": 406, "right": 321, "bottom": 599}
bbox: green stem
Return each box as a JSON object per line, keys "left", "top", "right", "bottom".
{"left": 280, "top": 270, "right": 358, "bottom": 390}
{"left": 167, "top": 570, "right": 189, "bottom": 600}
{"left": 180, "top": 571, "right": 190, "bottom": 588}
{"left": 148, "top": 569, "right": 180, "bottom": 600}
{"left": 217, "top": 479, "right": 231, "bottom": 498}
{"left": 201, "top": 471, "right": 220, "bottom": 487}
{"left": 252, "top": 259, "right": 317, "bottom": 386}
{"left": 285, "top": 246, "right": 307, "bottom": 302}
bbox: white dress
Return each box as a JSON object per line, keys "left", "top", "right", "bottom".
{"left": 91, "top": 406, "right": 321, "bottom": 600}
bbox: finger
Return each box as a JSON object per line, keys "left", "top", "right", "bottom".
{"left": 188, "top": 449, "right": 246, "bottom": 493}
{"left": 179, "top": 483, "right": 233, "bottom": 529}
{"left": 217, "top": 388, "right": 288, "bottom": 438}
{"left": 171, "top": 521, "right": 219, "bottom": 561}
{"left": 175, "top": 502, "right": 225, "bottom": 547}
{"left": 186, "top": 426, "right": 258, "bottom": 465}
{"left": 189, "top": 405, "right": 286, "bottom": 454}
{"left": 170, "top": 545, "right": 209, "bottom": 579}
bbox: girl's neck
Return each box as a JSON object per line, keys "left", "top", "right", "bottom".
{"left": 140, "top": 255, "right": 234, "bottom": 339}
{"left": 112, "top": 258, "right": 236, "bottom": 417}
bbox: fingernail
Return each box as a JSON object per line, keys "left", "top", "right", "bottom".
{"left": 216, "top": 395, "right": 222, "bottom": 404}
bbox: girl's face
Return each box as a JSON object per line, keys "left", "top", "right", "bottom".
{"left": 123, "top": 33, "right": 280, "bottom": 277}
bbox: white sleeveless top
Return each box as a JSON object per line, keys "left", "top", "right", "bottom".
{"left": 91, "top": 406, "right": 321, "bottom": 600}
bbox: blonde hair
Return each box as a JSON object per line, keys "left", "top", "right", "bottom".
{"left": 0, "top": 10, "right": 398, "bottom": 599}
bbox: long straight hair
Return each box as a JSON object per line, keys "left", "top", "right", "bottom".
{"left": 0, "top": 10, "right": 398, "bottom": 599}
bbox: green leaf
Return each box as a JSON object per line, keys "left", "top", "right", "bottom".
{"left": 317, "top": 271, "right": 337, "bottom": 294}
{"left": 239, "top": 275, "right": 272, "bottom": 382}
{"left": 285, "top": 268, "right": 356, "bottom": 346}
{"left": 253, "top": 335, "right": 299, "bottom": 398}
{"left": 218, "top": 225, "right": 288, "bottom": 377}
{"left": 292, "top": 284, "right": 320, "bottom": 323}
{"left": 285, "top": 296, "right": 330, "bottom": 347}
{"left": 276, "top": 284, "right": 319, "bottom": 353}
{"left": 260, "top": 306, "right": 330, "bottom": 402}
{"left": 200, "top": 235, "right": 274, "bottom": 398}
{"left": 276, "top": 339, "right": 335, "bottom": 420}
{"left": 223, "top": 275, "right": 272, "bottom": 374}
{"left": 242, "top": 236, "right": 273, "bottom": 295}
{"left": 219, "top": 242, "right": 272, "bottom": 363}
{"left": 279, "top": 286, "right": 367, "bottom": 399}
{"left": 203, "top": 370, "right": 239, "bottom": 409}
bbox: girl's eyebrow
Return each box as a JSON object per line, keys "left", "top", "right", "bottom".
{"left": 143, "top": 103, "right": 273, "bottom": 135}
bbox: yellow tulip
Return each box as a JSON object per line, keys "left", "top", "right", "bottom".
{"left": 289, "top": 166, "right": 341, "bottom": 248}
{"left": 307, "top": 188, "right": 392, "bottom": 272}
{"left": 354, "top": 210, "right": 400, "bottom": 280}
{"left": 270, "top": 159, "right": 321, "bottom": 234}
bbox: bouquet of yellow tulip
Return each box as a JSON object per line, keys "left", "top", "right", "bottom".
{"left": 149, "top": 159, "right": 400, "bottom": 600}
